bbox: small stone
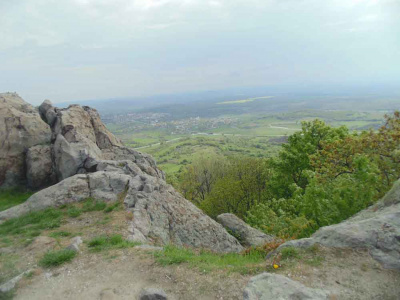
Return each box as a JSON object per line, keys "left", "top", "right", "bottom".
{"left": 139, "top": 288, "right": 167, "bottom": 300}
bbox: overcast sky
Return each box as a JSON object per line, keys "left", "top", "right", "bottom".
{"left": 0, "top": 0, "right": 399, "bottom": 104}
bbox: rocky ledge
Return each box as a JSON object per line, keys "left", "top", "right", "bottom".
{"left": 0, "top": 93, "right": 243, "bottom": 253}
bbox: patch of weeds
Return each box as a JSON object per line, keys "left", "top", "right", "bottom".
{"left": 104, "top": 202, "right": 120, "bottom": 213}
{"left": 49, "top": 231, "right": 72, "bottom": 238}
{"left": 154, "top": 245, "right": 265, "bottom": 273}
{"left": 39, "top": 249, "right": 77, "bottom": 267}
{"left": 0, "top": 208, "right": 62, "bottom": 240}
{"left": 0, "top": 237, "right": 12, "bottom": 247}
{"left": 82, "top": 198, "right": 107, "bottom": 212}
{"left": 96, "top": 216, "right": 111, "bottom": 225}
{"left": 306, "top": 244, "right": 320, "bottom": 254}
{"left": 24, "top": 271, "right": 34, "bottom": 279}
{"left": 87, "top": 234, "right": 140, "bottom": 252}
{"left": 67, "top": 207, "right": 82, "bottom": 218}
{"left": 0, "top": 189, "right": 33, "bottom": 212}
{"left": 280, "top": 247, "right": 300, "bottom": 260}
{"left": 0, "top": 289, "right": 15, "bottom": 300}
{"left": 305, "top": 256, "right": 324, "bottom": 266}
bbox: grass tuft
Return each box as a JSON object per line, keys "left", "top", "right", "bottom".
{"left": 82, "top": 198, "right": 107, "bottom": 212}
{"left": 49, "top": 231, "right": 72, "bottom": 238}
{"left": 39, "top": 249, "right": 77, "bottom": 267}
{"left": 67, "top": 207, "right": 82, "bottom": 218}
{"left": 0, "top": 189, "right": 33, "bottom": 212}
{"left": 87, "top": 234, "right": 140, "bottom": 252}
{"left": 280, "top": 247, "right": 300, "bottom": 260}
{"left": 154, "top": 245, "right": 265, "bottom": 274}
{"left": 0, "top": 208, "right": 62, "bottom": 238}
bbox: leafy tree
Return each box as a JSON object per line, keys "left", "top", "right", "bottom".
{"left": 200, "top": 157, "right": 271, "bottom": 218}
{"left": 269, "top": 120, "right": 348, "bottom": 199}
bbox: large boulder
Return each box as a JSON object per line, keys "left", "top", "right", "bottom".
{"left": 275, "top": 180, "right": 400, "bottom": 270}
{"left": 243, "top": 273, "right": 330, "bottom": 300}
{"left": 0, "top": 93, "right": 51, "bottom": 187}
{"left": 217, "top": 213, "right": 274, "bottom": 247}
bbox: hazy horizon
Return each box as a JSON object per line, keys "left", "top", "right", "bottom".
{"left": 1, "top": 0, "right": 399, "bottom": 105}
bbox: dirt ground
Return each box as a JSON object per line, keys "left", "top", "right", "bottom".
{"left": 2, "top": 210, "right": 400, "bottom": 300}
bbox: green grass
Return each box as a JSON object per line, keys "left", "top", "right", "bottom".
{"left": 48, "top": 231, "right": 72, "bottom": 238}
{"left": 0, "top": 290, "right": 15, "bottom": 300}
{"left": 87, "top": 234, "right": 140, "bottom": 252}
{"left": 104, "top": 202, "right": 120, "bottom": 213}
{"left": 280, "top": 247, "right": 300, "bottom": 260}
{"left": 67, "top": 207, "right": 82, "bottom": 218}
{"left": 0, "top": 189, "right": 33, "bottom": 212}
{"left": 154, "top": 245, "right": 266, "bottom": 274}
{"left": 39, "top": 249, "right": 77, "bottom": 267}
{"left": 82, "top": 198, "right": 107, "bottom": 212}
{"left": 0, "top": 253, "right": 20, "bottom": 284}
{"left": 0, "top": 208, "right": 62, "bottom": 238}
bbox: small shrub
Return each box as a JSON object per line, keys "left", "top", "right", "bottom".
{"left": 67, "top": 207, "right": 81, "bottom": 218}
{"left": 39, "top": 249, "right": 76, "bottom": 267}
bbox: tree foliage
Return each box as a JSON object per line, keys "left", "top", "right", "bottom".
{"left": 177, "top": 112, "right": 400, "bottom": 240}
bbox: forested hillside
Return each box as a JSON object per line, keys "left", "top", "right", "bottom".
{"left": 175, "top": 112, "right": 400, "bottom": 239}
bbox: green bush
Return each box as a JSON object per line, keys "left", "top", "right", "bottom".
{"left": 39, "top": 249, "right": 76, "bottom": 267}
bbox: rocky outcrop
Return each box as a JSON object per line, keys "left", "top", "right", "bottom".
{"left": 217, "top": 213, "right": 274, "bottom": 247}
{"left": 0, "top": 93, "right": 51, "bottom": 187}
{"left": 0, "top": 94, "right": 243, "bottom": 253}
{"left": 243, "top": 273, "right": 330, "bottom": 300}
{"left": 274, "top": 180, "right": 400, "bottom": 271}
{"left": 0, "top": 162, "right": 243, "bottom": 252}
